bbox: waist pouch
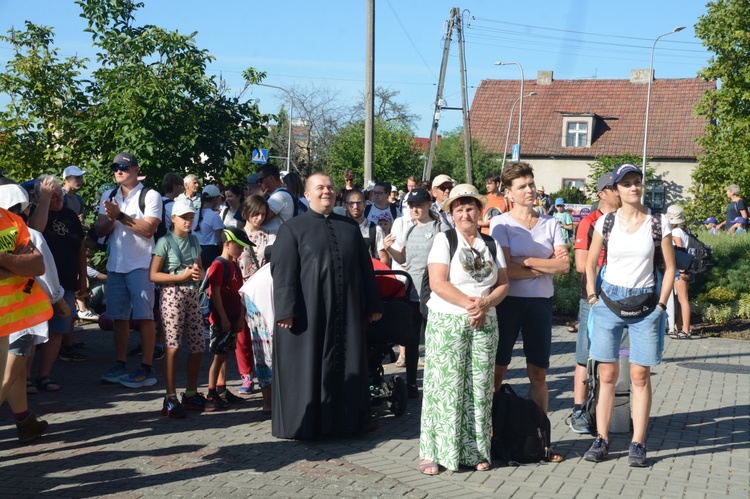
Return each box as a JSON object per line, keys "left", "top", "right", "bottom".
{"left": 600, "top": 289, "right": 657, "bottom": 318}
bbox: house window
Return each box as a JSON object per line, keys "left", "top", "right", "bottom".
{"left": 566, "top": 122, "right": 588, "bottom": 148}
{"left": 562, "top": 178, "right": 585, "bottom": 190}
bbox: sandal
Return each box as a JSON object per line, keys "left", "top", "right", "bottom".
{"left": 395, "top": 355, "right": 405, "bottom": 368}
{"left": 36, "top": 376, "right": 61, "bottom": 392}
{"left": 419, "top": 460, "right": 439, "bottom": 475}
{"left": 475, "top": 461, "right": 491, "bottom": 471}
{"left": 677, "top": 331, "right": 691, "bottom": 339}
{"left": 669, "top": 330, "right": 682, "bottom": 339}
{"left": 547, "top": 448, "right": 564, "bottom": 463}
{"left": 567, "top": 324, "right": 578, "bottom": 333}
{"left": 26, "top": 377, "right": 38, "bottom": 395}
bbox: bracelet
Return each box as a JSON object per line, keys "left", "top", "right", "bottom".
{"left": 587, "top": 293, "right": 596, "bottom": 301}
{"left": 116, "top": 212, "right": 126, "bottom": 221}
{"left": 657, "top": 302, "right": 667, "bottom": 311}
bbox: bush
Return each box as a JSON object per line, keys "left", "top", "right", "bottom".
{"left": 553, "top": 247, "right": 580, "bottom": 317}
{"left": 697, "top": 286, "right": 736, "bottom": 304}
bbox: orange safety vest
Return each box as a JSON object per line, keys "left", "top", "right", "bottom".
{"left": 0, "top": 209, "right": 53, "bottom": 337}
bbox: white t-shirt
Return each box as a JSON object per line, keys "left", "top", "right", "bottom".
{"left": 426, "top": 231, "right": 506, "bottom": 316}
{"left": 490, "top": 212, "right": 564, "bottom": 298}
{"left": 595, "top": 210, "right": 671, "bottom": 289}
{"left": 357, "top": 219, "right": 385, "bottom": 256}
{"left": 672, "top": 226, "right": 689, "bottom": 248}
{"left": 219, "top": 205, "right": 243, "bottom": 229}
{"left": 366, "top": 203, "right": 400, "bottom": 225}
{"left": 263, "top": 187, "right": 295, "bottom": 234}
{"left": 193, "top": 208, "right": 224, "bottom": 245}
{"left": 99, "top": 183, "right": 162, "bottom": 273}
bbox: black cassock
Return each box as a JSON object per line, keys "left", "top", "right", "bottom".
{"left": 271, "top": 210, "right": 383, "bottom": 439}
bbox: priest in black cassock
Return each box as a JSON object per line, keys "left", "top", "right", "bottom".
{"left": 271, "top": 172, "right": 383, "bottom": 439}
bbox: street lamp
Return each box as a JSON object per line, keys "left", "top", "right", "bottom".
{"left": 503, "top": 92, "right": 537, "bottom": 167}
{"left": 495, "top": 61, "right": 526, "bottom": 157}
{"left": 254, "top": 83, "right": 294, "bottom": 171}
{"left": 641, "top": 26, "right": 685, "bottom": 197}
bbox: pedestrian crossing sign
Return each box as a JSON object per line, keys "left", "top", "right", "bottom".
{"left": 252, "top": 149, "right": 268, "bottom": 164}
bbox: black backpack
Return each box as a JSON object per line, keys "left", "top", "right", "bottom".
{"left": 364, "top": 202, "right": 398, "bottom": 222}
{"left": 108, "top": 187, "right": 168, "bottom": 240}
{"left": 277, "top": 187, "right": 307, "bottom": 218}
{"left": 491, "top": 384, "right": 552, "bottom": 465}
{"left": 577, "top": 358, "right": 600, "bottom": 435}
{"left": 418, "top": 227, "right": 497, "bottom": 319}
{"left": 684, "top": 231, "right": 713, "bottom": 275}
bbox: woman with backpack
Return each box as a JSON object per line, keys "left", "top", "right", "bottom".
{"left": 384, "top": 187, "right": 443, "bottom": 400}
{"left": 583, "top": 163, "right": 675, "bottom": 467}
{"left": 666, "top": 205, "right": 692, "bottom": 339}
{"left": 416, "top": 184, "right": 508, "bottom": 475}
{"left": 220, "top": 185, "right": 244, "bottom": 229}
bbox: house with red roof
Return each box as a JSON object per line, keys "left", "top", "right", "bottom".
{"left": 469, "top": 70, "right": 715, "bottom": 206}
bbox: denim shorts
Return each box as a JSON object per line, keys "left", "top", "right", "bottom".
{"left": 48, "top": 290, "right": 76, "bottom": 334}
{"left": 575, "top": 298, "right": 591, "bottom": 365}
{"left": 8, "top": 334, "right": 34, "bottom": 356}
{"left": 496, "top": 296, "right": 552, "bottom": 369}
{"left": 589, "top": 281, "right": 664, "bottom": 367}
{"left": 106, "top": 269, "right": 155, "bottom": 321}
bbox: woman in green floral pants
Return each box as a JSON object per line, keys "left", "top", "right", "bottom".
{"left": 418, "top": 184, "right": 509, "bottom": 475}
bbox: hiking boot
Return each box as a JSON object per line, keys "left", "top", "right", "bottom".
{"left": 204, "top": 394, "right": 230, "bottom": 412}
{"left": 568, "top": 410, "right": 591, "bottom": 434}
{"left": 58, "top": 347, "right": 87, "bottom": 362}
{"left": 628, "top": 442, "right": 648, "bottom": 467}
{"left": 238, "top": 375, "right": 254, "bottom": 394}
{"left": 222, "top": 389, "right": 245, "bottom": 404}
{"left": 161, "top": 395, "right": 187, "bottom": 419}
{"left": 16, "top": 412, "right": 49, "bottom": 443}
{"left": 584, "top": 435, "right": 610, "bottom": 462}
{"left": 101, "top": 363, "right": 128, "bottom": 384}
{"left": 181, "top": 392, "right": 207, "bottom": 412}
{"left": 118, "top": 367, "right": 157, "bottom": 388}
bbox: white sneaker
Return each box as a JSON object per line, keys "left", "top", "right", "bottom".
{"left": 77, "top": 309, "right": 99, "bottom": 322}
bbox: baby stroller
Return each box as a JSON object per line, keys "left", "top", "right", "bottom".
{"left": 367, "top": 267, "right": 414, "bottom": 417}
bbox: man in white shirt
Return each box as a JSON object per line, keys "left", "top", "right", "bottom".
{"left": 94, "top": 152, "right": 162, "bottom": 389}
{"left": 257, "top": 164, "right": 295, "bottom": 235}
{"left": 344, "top": 189, "right": 389, "bottom": 264}
{"left": 365, "top": 181, "right": 401, "bottom": 225}
{"left": 431, "top": 174, "right": 455, "bottom": 228}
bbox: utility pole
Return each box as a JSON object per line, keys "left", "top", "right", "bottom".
{"left": 423, "top": 7, "right": 472, "bottom": 183}
{"left": 364, "top": 0, "right": 375, "bottom": 186}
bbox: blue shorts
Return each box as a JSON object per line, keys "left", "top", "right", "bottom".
{"left": 8, "top": 334, "right": 34, "bottom": 356}
{"left": 589, "top": 281, "right": 664, "bottom": 367}
{"left": 575, "top": 298, "right": 591, "bottom": 365}
{"left": 48, "top": 290, "right": 76, "bottom": 334}
{"left": 496, "top": 296, "right": 552, "bottom": 369}
{"left": 106, "top": 269, "right": 155, "bottom": 321}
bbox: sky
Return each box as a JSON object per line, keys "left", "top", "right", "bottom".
{"left": 0, "top": 0, "right": 712, "bottom": 138}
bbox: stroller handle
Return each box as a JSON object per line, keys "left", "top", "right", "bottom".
{"left": 373, "top": 269, "right": 414, "bottom": 299}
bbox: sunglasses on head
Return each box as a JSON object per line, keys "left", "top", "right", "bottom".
{"left": 110, "top": 163, "right": 131, "bottom": 172}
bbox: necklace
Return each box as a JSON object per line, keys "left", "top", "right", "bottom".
{"left": 512, "top": 213, "right": 534, "bottom": 229}
{"left": 619, "top": 213, "right": 642, "bottom": 233}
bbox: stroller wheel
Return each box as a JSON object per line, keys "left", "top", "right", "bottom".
{"left": 388, "top": 376, "right": 408, "bottom": 417}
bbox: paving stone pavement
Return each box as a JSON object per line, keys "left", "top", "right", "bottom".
{"left": 1, "top": 323, "right": 748, "bottom": 498}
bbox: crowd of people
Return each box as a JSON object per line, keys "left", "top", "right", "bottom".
{"left": 0, "top": 157, "right": 743, "bottom": 474}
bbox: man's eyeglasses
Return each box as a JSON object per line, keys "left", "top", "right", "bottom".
{"left": 110, "top": 164, "right": 131, "bottom": 172}
{"left": 372, "top": 190, "right": 386, "bottom": 196}
{"left": 346, "top": 201, "right": 364, "bottom": 207}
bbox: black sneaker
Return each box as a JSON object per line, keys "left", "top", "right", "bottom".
{"left": 583, "top": 435, "right": 610, "bottom": 462}
{"left": 128, "top": 344, "right": 143, "bottom": 356}
{"left": 16, "top": 412, "right": 49, "bottom": 443}
{"left": 204, "top": 394, "right": 230, "bottom": 412}
{"left": 58, "top": 347, "right": 87, "bottom": 362}
{"left": 628, "top": 442, "right": 648, "bottom": 467}
{"left": 222, "top": 389, "right": 245, "bottom": 404}
{"left": 161, "top": 395, "right": 187, "bottom": 419}
{"left": 153, "top": 346, "right": 164, "bottom": 361}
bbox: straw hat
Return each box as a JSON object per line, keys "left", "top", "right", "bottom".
{"left": 442, "top": 183, "right": 487, "bottom": 212}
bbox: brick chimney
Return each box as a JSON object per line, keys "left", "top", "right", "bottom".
{"left": 537, "top": 70, "right": 553, "bottom": 85}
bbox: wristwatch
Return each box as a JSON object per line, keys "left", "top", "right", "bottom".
{"left": 116, "top": 212, "right": 126, "bottom": 221}
{"left": 657, "top": 302, "right": 667, "bottom": 311}
{"left": 587, "top": 293, "right": 597, "bottom": 305}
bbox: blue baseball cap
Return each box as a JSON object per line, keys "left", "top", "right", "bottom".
{"left": 611, "top": 163, "right": 643, "bottom": 184}
{"left": 703, "top": 217, "right": 717, "bottom": 225}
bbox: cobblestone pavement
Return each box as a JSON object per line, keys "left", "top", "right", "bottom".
{"left": 1, "top": 323, "right": 748, "bottom": 498}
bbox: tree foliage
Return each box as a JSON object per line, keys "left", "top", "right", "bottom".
{"left": 431, "top": 127, "right": 501, "bottom": 189}
{"left": 327, "top": 118, "right": 422, "bottom": 189}
{"left": 0, "top": 0, "right": 270, "bottom": 202}
{"left": 692, "top": 0, "right": 750, "bottom": 223}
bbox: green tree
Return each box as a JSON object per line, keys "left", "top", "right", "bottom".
{"left": 431, "top": 127, "right": 501, "bottom": 189}
{"left": 692, "top": 0, "right": 750, "bottom": 223}
{"left": 0, "top": 22, "right": 89, "bottom": 180}
{"left": 327, "top": 118, "right": 422, "bottom": 189}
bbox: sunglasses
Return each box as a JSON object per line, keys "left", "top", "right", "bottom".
{"left": 111, "top": 164, "right": 132, "bottom": 172}
{"left": 437, "top": 185, "right": 452, "bottom": 191}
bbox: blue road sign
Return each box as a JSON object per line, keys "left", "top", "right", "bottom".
{"left": 252, "top": 149, "right": 268, "bottom": 164}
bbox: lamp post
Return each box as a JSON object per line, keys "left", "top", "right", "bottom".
{"left": 495, "top": 61, "right": 526, "bottom": 157}
{"left": 641, "top": 26, "right": 685, "bottom": 198}
{"left": 502, "top": 92, "right": 537, "bottom": 167}
{"left": 255, "top": 83, "right": 294, "bottom": 171}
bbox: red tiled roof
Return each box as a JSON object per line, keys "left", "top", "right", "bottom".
{"left": 413, "top": 135, "right": 441, "bottom": 152}
{"left": 469, "top": 78, "right": 716, "bottom": 159}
